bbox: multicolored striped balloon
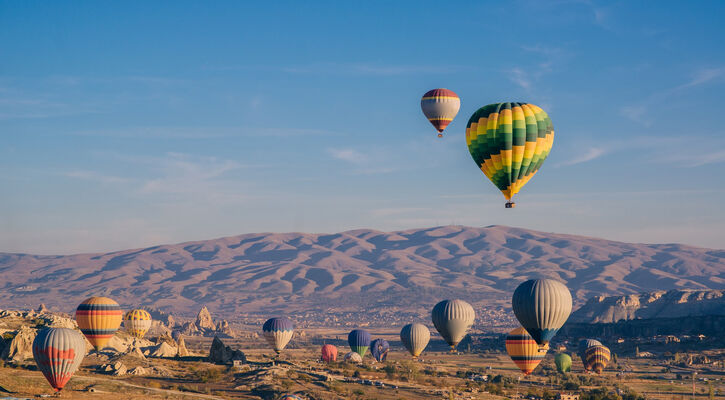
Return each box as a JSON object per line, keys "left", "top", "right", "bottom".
{"left": 262, "top": 317, "right": 294, "bottom": 354}
{"left": 123, "top": 309, "right": 152, "bottom": 339}
{"left": 421, "top": 88, "right": 460, "bottom": 138}
{"left": 505, "top": 327, "right": 549, "bottom": 375}
{"left": 32, "top": 328, "right": 86, "bottom": 391}
{"left": 584, "top": 344, "right": 610, "bottom": 374}
{"left": 578, "top": 338, "right": 602, "bottom": 369}
{"left": 465, "top": 102, "right": 554, "bottom": 206}
{"left": 75, "top": 297, "right": 123, "bottom": 351}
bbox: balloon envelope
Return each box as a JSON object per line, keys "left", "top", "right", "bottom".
{"left": 344, "top": 351, "right": 363, "bottom": 363}
{"left": 585, "top": 345, "right": 610, "bottom": 374}
{"left": 505, "top": 327, "right": 548, "bottom": 375}
{"left": 262, "top": 317, "right": 294, "bottom": 354}
{"left": 32, "top": 328, "right": 86, "bottom": 391}
{"left": 370, "top": 339, "right": 390, "bottom": 362}
{"left": 555, "top": 353, "right": 573, "bottom": 373}
{"left": 465, "top": 102, "right": 554, "bottom": 202}
{"left": 75, "top": 297, "right": 123, "bottom": 351}
{"left": 347, "top": 329, "right": 371, "bottom": 358}
{"left": 123, "top": 309, "right": 152, "bottom": 339}
{"left": 421, "top": 88, "right": 460, "bottom": 136}
{"left": 400, "top": 323, "right": 430, "bottom": 359}
{"left": 431, "top": 299, "right": 475, "bottom": 351}
{"left": 321, "top": 344, "right": 338, "bottom": 362}
{"left": 512, "top": 279, "right": 572, "bottom": 345}
{"left": 578, "top": 339, "right": 602, "bottom": 368}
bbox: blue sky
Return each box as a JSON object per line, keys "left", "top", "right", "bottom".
{"left": 2, "top": 1, "right": 725, "bottom": 254}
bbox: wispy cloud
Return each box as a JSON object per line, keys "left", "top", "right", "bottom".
{"left": 327, "top": 148, "right": 368, "bottom": 164}
{"left": 678, "top": 67, "right": 725, "bottom": 89}
{"left": 507, "top": 45, "right": 566, "bottom": 92}
{"left": 621, "top": 67, "right": 725, "bottom": 124}
{"left": 508, "top": 68, "right": 532, "bottom": 90}
{"left": 558, "top": 147, "right": 608, "bottom": 166}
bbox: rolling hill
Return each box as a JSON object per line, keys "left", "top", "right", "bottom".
{"left": 1, "top": 225, "right": 723, "bottom": 317}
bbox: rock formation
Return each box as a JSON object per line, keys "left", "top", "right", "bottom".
{"left": 176, "top": 336, "right": 189, "bottom": 357}
{"left": 147, "top": 342, "right": 177, "bottom": 358}
{"left": 196, "top": 306, "right": 215, "bottom": 331}
{"left": 208, "top": 336, "right": 246, "bottom": 364}
{"left": 570, "top": 289, "right": 725, "bottom": 323}
{"left": 0, "top": 326, "right": 36, "bottom": 362}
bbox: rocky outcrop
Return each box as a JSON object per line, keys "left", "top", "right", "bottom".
{"left": 175, "top": 307, "right": 235, "bottom": 337}
{"left": 215, "top": 319, "right": 235, "bottom": 338}
{"left": 106, "top": 335, "right": 153, "bottom": 353}
{"left": 570, "top": 290, "right": 725, "bottom": 323}
{"left": 208, "top": 336, "right": 246, "bottom": 364}
{"left": 102, "top": 361, "right": 128, "bottom": 376}
{"left": 0, "top": 326, "right": 36, "bottom": 362}
{"left": 147, "top": 342, "right": 177, "bottom": 358}
{"left": 196, "top": 306, "right": 215, "bottom": 331}
{"left": 177, "top": 336, "right": 189, "bottom": 357}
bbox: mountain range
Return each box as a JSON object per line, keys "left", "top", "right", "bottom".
{"left": 1, "top": 225, "right": 723, "bottom": 317}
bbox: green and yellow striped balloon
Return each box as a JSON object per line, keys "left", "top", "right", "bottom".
{"left": 465, "top": 102, "right": 554, "bottom": 204}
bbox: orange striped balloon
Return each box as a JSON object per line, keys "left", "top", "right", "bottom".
{"left": 123, "top": 309, "right": 152, "bottom": 339}
{"left": 505, "top": 327, "right": 549, "bottom": 375}
{"left": 75, "top": 297, "right": 123, "bottom": 351}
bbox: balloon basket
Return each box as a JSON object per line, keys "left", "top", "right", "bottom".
{"left": 505, "top": 202, "right": 516, "bottom": 208}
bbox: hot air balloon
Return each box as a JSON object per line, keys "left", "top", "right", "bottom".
{"left": 75, "top": 297, "right": 123, "bottom": 351}
{"left": 123, "top": 309, "right": 152, "bottom": 339}
{"left": 370, "top": 339, "right": 390, "bottom": 362}
{"left": 578, "top": 339, "right": 602, "bottom": 369}
{"left": 431, "top": 299, "right": 475, "bottom": 352}
{"left": 584, "top": 345, "right": 610, "bottom": 374}
{"left": 421, "top": 88, "right": 460, "bottom": 138}
{"left": 465, "top": 102, "right": 554, "bottom": 208}
{"left": 512, "top": 279, "right": 572, "bottom": 346}
{"left": 262, "top": 317, "right": 294, "bottom": 354}
{"left": 348, "top": 329, "right": 371, "bottom": 358}
{"left": 321, "top": 344, "right": 338, "bottom": 362}
{"left": 32, "top": 328, "right": 86, "bottom": 392}
{"left": 344, "top": 351, "right": 363, "bottom": 364}
{"left": 280, "top": 395, "right": 303, "bottom": 400}
{"left": 400, "top": 323, "right": 430, "bottom": 359}
{"left": 505, "top": 327, "right": 549, "bottom": 375}
{"left": 555, "top": 353, "right": 573, "bottom": 373}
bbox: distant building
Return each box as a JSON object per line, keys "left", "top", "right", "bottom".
{"left": 557, "top": 394, "right": 580, "bottom": 400}
{"left": 616, "top": 338, "right": 625, "bottom": 344}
